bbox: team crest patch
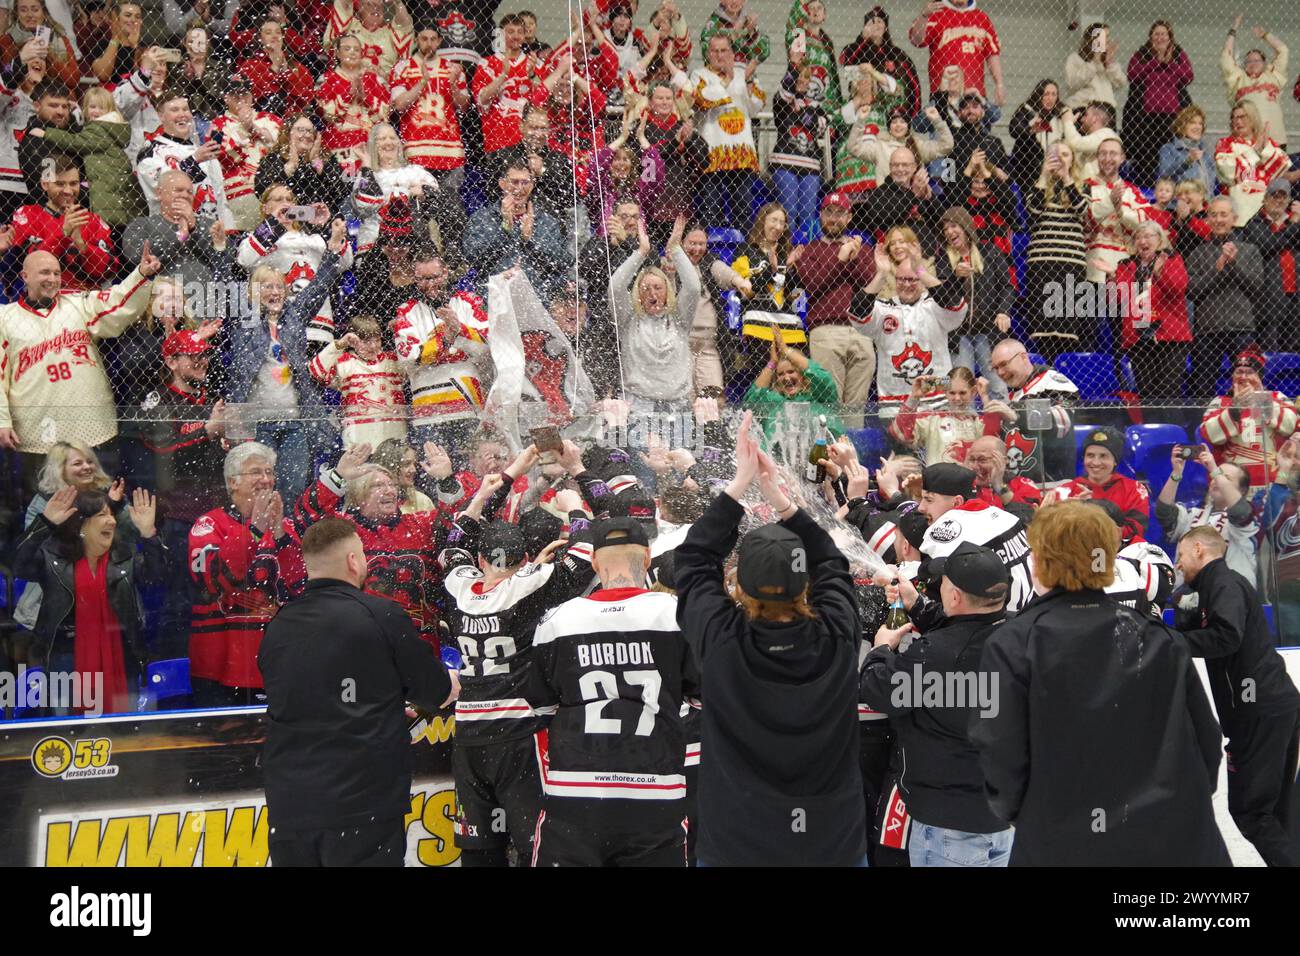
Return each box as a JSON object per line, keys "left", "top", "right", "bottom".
{"left": 882, "top": 315, "right": 899, "bottom": 334}
{"left": 192, "top": 515, "right": 215, "bottom": 537}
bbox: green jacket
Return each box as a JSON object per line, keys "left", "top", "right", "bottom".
{"left": 39, "top": 115, "right": 147, "bottom": 227}
{"left": 744, "top": 359, "right": 845, "bottom": 442}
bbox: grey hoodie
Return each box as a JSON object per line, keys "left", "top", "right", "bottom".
{"left": 609, "top": 246, "right": 701, "bottom": 404}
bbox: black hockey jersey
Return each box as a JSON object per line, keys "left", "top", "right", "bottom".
{"left": 439, "top": 515, "right": 594, "bottom": 745}
{"left": 532, "top": 588, "right": 698, "bottom": 811}
{"left": 1002, "top": 365, "right": 1078, "bottom": 484}
{"left": 920, "top": 500, "right": 1033, "bottom": 612}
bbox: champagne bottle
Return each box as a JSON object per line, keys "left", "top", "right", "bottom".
{"left": 884, "top": 579, "right": 910, "bottom": 630}
{"left": 804, "top": 414, "right": 830, "bottom": 482}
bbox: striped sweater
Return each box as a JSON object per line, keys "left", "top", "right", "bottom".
{"left": 1024, "top": 182, "right": 1088, "bottom": 269}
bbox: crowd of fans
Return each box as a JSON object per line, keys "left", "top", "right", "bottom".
{"left": 0, "top": 0, "right": 1298, "bottom": 866}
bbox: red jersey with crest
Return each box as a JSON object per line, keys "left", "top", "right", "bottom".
{"left": 389, "top": 54, "right": 468, "bottom": 171}
{"left": 917, "top": 1, "right": 1001, "bottom": 96}
{"left": 10, "top": 203, "right": 116, "bottom": 290}
{"left": 1056, "top": 473, "right": 1150, "bottom": 543}
{"left": 189, "top": 505, "right": 305, "bottom": 688}
{"left": 294, "top": 468, "right": 452, "bottom": 646}
{"left": 322, "top": 0, "right": 412, "bottom": 75}
{"left": 471, "top": 52, "right": 537, "bottom": 152}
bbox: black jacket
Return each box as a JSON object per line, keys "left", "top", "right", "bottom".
{"left": 13, "top": 515, "right": 165, "bottom": 671}
{"left": 860, "top": 178, "right": 944, "bottom": 250}
{"left": 675, "top": 492, "right": 866, "bottom": 866}
{"left": 258, "top": 578, "right": 452, "bottom": 830}
{"left": 860, "top": 610, "right": 1007, "bottom": 833}
{"left": 1180, "top": 557, "right": 1300, "bottom": 736}
{"left": 971, "top": 588, "right": 1230, "bottom": 866}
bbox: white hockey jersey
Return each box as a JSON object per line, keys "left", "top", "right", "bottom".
{"left": 920, "top": 499, "right": 1033, "bottom": 612}
{"left": 0, "top": 80, "right": 31, "bottom": 197}
{"left": 0, "top": 269, "right": 152, "bottom": 452}
{"left": 1162, "top": 501, "right": 1259, "bottom": 584}
{"left": 391, "top": 291, "right": 490, "bottom": 422}
{"left": 353, "top": 164, "right": 440, "bottom": 251}
{"left": 238, "top": 228, "right": 353, "bottom": 345}
{"left": 135, "top": 131, "right": 229, "bottom": 227}
{"left": 854, "top": 292, "right": 967, "bottom": 418}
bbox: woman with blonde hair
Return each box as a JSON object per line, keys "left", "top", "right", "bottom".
{"left": 1214, "top": 101, "right": 1293, "bottom": 226}
{"left": 609, "top": 213, "right": 699, "bottom": 413}
{"left": 371, "top": 438, "right": 435, "bottom": 514}
{"left": 12, "top": 442, "right": 133, "bottom": 641}
{"left": 1022, "top": 142, "right": 1089, "bottom": 361}
{"left": 874, "top": 225, "right": 935, "bottom": 301}
{"left": 237, "top": 183, "right": 353, "bottom": 348}
{"left": 223, "top": 218, "right": 350, "bottom": 498}
{"left": 1221, "top": 17, "right": 1290, "bottom": 150}
{"left": 889, "top": 366, "right": 1008, "bottom": 465}
{"left": 353, "top": 122, "right": 461, "bottom": 254}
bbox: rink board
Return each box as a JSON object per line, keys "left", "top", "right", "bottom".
{"left": 3, "top": 651, "right": 1300, "bottom": 867}
{"left": 0, "top": 705, "right": 458, "bottom": 867}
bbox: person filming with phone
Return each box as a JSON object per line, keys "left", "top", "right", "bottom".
{"left": 1155, "top": 442, "right": 1258, "bottom": 583}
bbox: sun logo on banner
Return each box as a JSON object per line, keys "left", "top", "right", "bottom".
{"left": 32, "top": 737, "right": 72, "bottom": 777}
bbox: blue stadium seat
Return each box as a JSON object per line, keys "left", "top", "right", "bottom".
{"left": 1073, "top": 424, "right": 1094, "bottom": 456}
{"left": 1127, "top": 424, "right": 1190, "bottom": 473}
{"left": 845, "top": 427, "right": 891, "bottom": 470}
{"left": 1055, "top": 352, "right": 1118, "bottom": 401}
{"left": 1264, "top": 352, "right": 1300, "bottom": 396}
{"left": 1027, "top": 352, "right": 1046, "bottom": 368}
{"left": 145, "top": 658, "right": 191, "bottom": 703}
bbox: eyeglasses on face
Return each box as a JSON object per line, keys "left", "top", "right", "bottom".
{"left": 991, "top": 352, "right": 1027, "bottom": 372}
{"left": 238, "top": 468, "right": 275, "bottom": 479}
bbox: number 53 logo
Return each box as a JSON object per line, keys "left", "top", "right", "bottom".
{"left": 32, "top": 736, "right": 119, "bottom": 780}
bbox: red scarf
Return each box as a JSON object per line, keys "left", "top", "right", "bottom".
{"left": 73, "top": 552, "right": 130, "bottom": 715}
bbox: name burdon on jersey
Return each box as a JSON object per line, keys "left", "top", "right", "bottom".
{"left": 532, "top": 591, "right": 691, "bottom": 802}
{"left": 444, "top": 562, "right": 561, "bottom": 742}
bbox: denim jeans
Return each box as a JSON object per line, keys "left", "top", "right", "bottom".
{"left": 955, "top": 334, "right": 1008, "bottom": 400}
{"left": 908, "top": 821, "right": 1013, "bottom": 867}
{"left": 770, "top": 167, "right": 821, "bottom": 243}
{"left": 255, "top": 419, "right": 317, "bottom": 501}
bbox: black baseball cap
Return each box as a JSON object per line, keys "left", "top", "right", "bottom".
{"left": 923, "top": 463, "right": 977, "bottom": 499}
{"left": 896, "top": 509, "right": 930, "bottom": 550}
{"left": 480, "top": 520, "right": 527, "bottom": 569}
{"left": 929, "top": 542, "right": 1009, "bottom": 599}
{"left": 591, "top": 517, "right": 650, "bottom": 551}
{"left": 737, "top": 524, "right": 808, "bottom": 601}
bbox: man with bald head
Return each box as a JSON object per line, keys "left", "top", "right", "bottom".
{"left": 0, "top": 242, "right": 161, "bottom": 484}
{"left": 860, "top": 146, "right": 944, "bottom": 248}
{"left": 122, "top": 169, "right": 219, "bottom": 289}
